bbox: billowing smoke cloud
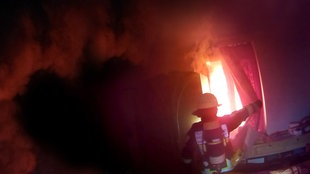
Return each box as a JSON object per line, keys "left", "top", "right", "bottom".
{"left": 0, "top": 101, "right": 35, "bottom": 174}
{"left": 1, "top": 0, "right": 310, "bottom": 173}
{"left": 2, "top": 0, "right": 310, "bottom": 100}
{"left": 0, "top": 0, "right": 224, "bottom": 100}
{"left": 0, "top": 0, "right": 214, "bottom": 173}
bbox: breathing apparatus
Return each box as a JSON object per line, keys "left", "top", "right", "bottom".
{"left": 193, "top": 93, "right": 232, "bottom": 174}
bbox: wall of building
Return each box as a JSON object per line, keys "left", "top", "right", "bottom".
{"left": 211, "top": 1, "right": 310, "bottom": 134}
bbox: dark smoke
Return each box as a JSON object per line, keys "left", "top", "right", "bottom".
{"left": 1, "top": 0, "right": 310, "bottom": 173}
{"left": 15, "top": 57, "right": 144, "bottom": 173}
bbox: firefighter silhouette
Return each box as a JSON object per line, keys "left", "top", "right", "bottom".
{"left": 182, "top": 93, "right": 262, "bottom": 174}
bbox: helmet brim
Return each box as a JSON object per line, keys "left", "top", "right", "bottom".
{"left": 192, "top": 104, "right": 221, "bottom": 116}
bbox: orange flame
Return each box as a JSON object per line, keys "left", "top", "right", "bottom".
{"left": 200, "top": 60, "right": 242, "bottom": 117}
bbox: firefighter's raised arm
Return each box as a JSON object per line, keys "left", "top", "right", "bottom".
{"left": 222, "top": 99, "right": 262, "bottom": 132}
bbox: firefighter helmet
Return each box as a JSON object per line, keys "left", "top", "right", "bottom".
{"left": 196, "top": 93, "right": 220, "bottom": 110}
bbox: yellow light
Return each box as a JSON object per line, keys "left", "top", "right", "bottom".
{"left": 206, "top": 61, "right": 211, "bottom": 66}
{"left": 199, "top": 73, "right": 209, "bottom": 94}
{"left": 200, "top": 60, "right": 242, "bottom": 117}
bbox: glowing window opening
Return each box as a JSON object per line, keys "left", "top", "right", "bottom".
{"left": 200, "top": 60, "right": 242, "bottom": 117}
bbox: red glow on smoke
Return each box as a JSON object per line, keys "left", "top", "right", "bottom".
{"left": 0, "top": 0, "right": 307, "bottom": 173}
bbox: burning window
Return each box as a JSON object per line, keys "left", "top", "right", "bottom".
{"left": 188, "top": 41, "right": 264, "bottom": 132}
{"left": 200, "top": 60, "right": 242, "bottom": 117}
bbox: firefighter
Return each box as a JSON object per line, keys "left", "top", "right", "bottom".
{"left": 182, "top": 93, "right": 262, "bottom": 174}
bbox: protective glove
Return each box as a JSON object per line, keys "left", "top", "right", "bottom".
{"left": 246, "top": 99, "right": 262, "bottom": 114}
